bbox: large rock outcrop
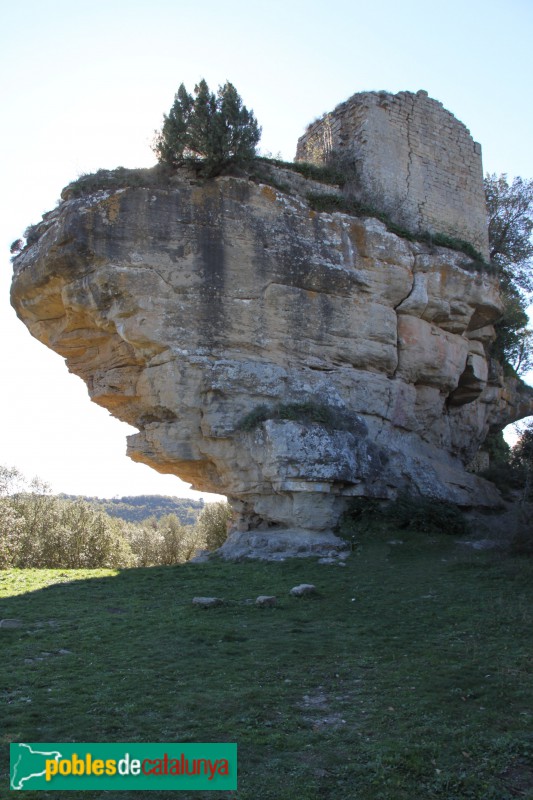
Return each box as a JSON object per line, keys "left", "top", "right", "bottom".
{"left": 11, "top": 165, "right": 533, "bottom": 557}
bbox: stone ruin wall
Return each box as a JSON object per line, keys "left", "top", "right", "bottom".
{"left": 296, "top": 89, "right": 490, "bottom": 261}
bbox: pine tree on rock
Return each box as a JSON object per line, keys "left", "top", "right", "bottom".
{"left": 154, "top": 80, "right": 261, "bottom": 176}
{"left": 154, "top": 83, "right": 194, "bottom": 168}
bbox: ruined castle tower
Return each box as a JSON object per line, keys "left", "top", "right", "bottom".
{"left": 296, "top": 89, "right": 489, "bottom": 261}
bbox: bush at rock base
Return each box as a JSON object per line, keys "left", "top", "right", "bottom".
{"left": 337, "top": 493, "right": 469, "bottom": 545}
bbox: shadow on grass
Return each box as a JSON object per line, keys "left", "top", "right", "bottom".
{"left": 1, "top": 541, "right": 532, "bottom": 799}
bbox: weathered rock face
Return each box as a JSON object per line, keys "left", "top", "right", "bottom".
{"left": 10, "top": 168, "right": 533, "bottom": 555}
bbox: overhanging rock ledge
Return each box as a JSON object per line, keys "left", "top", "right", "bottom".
{"left": 11, "top": 123, "right": 533, "bottom": 559}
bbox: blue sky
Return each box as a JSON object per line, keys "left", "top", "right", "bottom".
{"left": 1, "top": 0, "right": 532, "bottom": 498}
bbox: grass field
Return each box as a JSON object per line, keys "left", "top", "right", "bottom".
{"left": 1, "top": 530, "right": 532, "bottom": 799}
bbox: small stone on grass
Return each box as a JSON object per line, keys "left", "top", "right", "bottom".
{"left": 256, "top": 595, "right": 277, "bottom": 607}
{"left": 192, "top": 597, "right": 224, "bottom": 608}
{"left": 0, "top": 619, "right": 23, "bottom": 629}
{"left": 290, "top": 584, "right": 317, "bottom": 597}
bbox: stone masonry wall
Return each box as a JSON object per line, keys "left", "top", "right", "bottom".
{"left": 296, "top": 90, "right": 489, "bottom": 260}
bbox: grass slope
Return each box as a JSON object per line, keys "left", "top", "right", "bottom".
{"left": 1, "top": 532, "right": 532, "bottom": 799}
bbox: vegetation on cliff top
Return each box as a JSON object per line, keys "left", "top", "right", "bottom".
{"left": 305, "top": 191, "right": 489, "bottom": 264}
{"left": 59, "top": 164, "right": 174, "bottom": 200}
{"left": 153, "top": 80, "right": 261, "bottom": 177}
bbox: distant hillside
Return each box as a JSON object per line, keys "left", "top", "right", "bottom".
{"left": 59, "top": 494, "right": 205, "bottom": 525}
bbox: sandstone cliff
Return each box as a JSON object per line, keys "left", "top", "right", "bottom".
{"left": 11, "top": 165, "right": 533, "bottom": 557}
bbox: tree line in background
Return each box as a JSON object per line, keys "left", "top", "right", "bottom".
{"left": 58, "top": 494, "right": 205, "bottom": 525}
{"left": 0, "top": 466, "right": 231, "bottom": 569}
